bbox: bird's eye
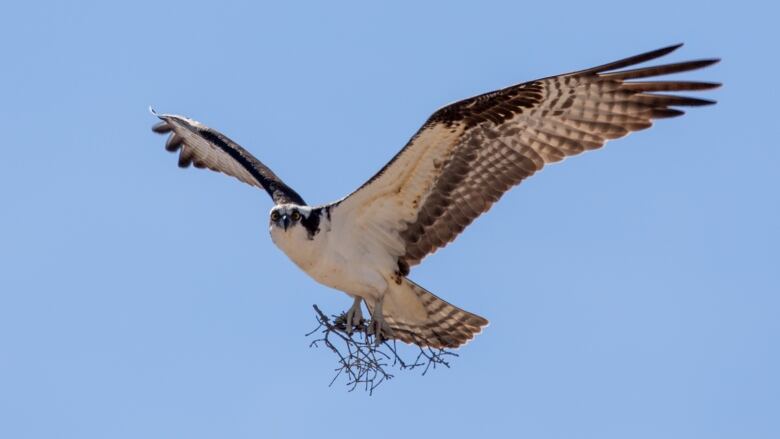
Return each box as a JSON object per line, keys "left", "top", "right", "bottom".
{"left": 271, "top": 211, "right": 280, "bottom": 221}
{"left": 291, "top": 211, "right": 301, "bottom": 221}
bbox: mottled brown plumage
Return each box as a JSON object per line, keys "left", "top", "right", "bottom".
{"left": 329, "top": 44, "right": 718, "bottom": 347}
{"left": 365, "top": 279, "right": 488, "bottom": 348}
{"left": 341, "top": 44, "right": 720, "bottom": 270}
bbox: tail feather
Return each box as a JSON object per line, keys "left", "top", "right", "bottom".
{"left": 370, "top": 278, "right": 488, "bottom": 348}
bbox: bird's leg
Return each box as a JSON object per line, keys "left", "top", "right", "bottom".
{"left": 344, "top": 296, "right": 363, "bottom": 334}
{"left": 368, "top": 294, "right": 394, "bottom": 345}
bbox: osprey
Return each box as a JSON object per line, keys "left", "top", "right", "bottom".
{"left": 151, "top": 44, "right": 718, "bottom": 348}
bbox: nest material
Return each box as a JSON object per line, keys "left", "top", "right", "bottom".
{"left": 307, "top": 305, "right": 458, "bottom": 394}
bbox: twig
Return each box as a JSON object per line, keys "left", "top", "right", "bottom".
{"left": 308, "top": 304, "right": 458, "bottom": 394}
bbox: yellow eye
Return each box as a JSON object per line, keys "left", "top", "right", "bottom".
{"left": 291, "top": 211, "right": 301, "bottom": 221}
{"left": 271, "top": 211, "right": 280, "bottom": 221}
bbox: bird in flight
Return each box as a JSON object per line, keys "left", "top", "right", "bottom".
{"left": 151, "top": 44, "right": 719, "bottom": 348}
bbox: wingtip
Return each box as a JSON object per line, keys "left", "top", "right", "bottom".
{"left": 149, "top": 106, "right": 170, "bottom": 121}
{"left": 150, "top": 106, "right": 176, "bottom": 134}
{"left": 679, "top": 58, "right": 721, "bottom": 74}
{"left": 151, "top": 107, "right": 172, "bottom": 134}
{"left": 654, "top": 43, "right": 684, "bottom": 57}
{"left": 151, "top": 120, "right": 171, "bottom": 134}
{"left": 698, "top": 81, "right": 723, "bottom": 90}
{"left": 659, "top": 45, "right": 722, "bottom": 69}
{"left": 583, "top": 43, "right": 689, "bottom": 75}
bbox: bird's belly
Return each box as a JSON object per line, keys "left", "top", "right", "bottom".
{"left": 270, "top": 227, "right": 387, "bottom": 298}
{"left": 307, "top": 258, "right": 370, "bottom": 293}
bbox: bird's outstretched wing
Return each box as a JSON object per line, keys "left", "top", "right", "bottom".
{"left": 151, "top": 112, "right": 305, "bottom": 206}
{"left": 329, "top": 44, "right": 719, "bottom": 271}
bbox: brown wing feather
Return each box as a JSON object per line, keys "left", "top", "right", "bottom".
{"left": 400, "top": 45, "right": 719, "bottom": 267}
{"left": 329, "top": 44, "right": 719, "bottom": 272}
{"left": 151, "top": 113, "right": 305, "bottom": 206}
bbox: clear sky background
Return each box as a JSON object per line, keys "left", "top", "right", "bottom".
{"left": 1, "top": 1, "right": 777, "bottom": 438}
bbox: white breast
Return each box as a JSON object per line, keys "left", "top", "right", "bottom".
{"left": 269, "top": 216, "right": 389, "bottom": 300}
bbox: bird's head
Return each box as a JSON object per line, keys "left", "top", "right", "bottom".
{"left": 269, "top": 204, "right": 313, "bottom": 233}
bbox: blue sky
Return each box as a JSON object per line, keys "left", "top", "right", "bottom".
{"left": 1, "top": 1, "right": 777, "bottom": 438}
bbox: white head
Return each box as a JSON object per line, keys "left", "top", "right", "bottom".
{"left": 268, "top": 204, "right": 324, "bottom": 270}
{"left": 268, "top": 204, "right": 317, "bottom": 236}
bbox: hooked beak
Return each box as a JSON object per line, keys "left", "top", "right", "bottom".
{"left": 281, "top": 214, "right": 290, "bottom": 231}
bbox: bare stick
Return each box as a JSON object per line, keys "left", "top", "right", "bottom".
{"left": 307, "top": 304, "right": 458, "bottom": 394}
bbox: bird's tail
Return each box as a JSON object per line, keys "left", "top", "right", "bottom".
{"left": 369, "top": 278, "right": 489, "bottom": 349}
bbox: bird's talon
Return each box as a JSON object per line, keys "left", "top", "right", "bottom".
{"left": 368, "top": 317, "right": 393, "bottom": 345}
{"left": 344, "top": 297, "right": 363, "bottom": 335}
